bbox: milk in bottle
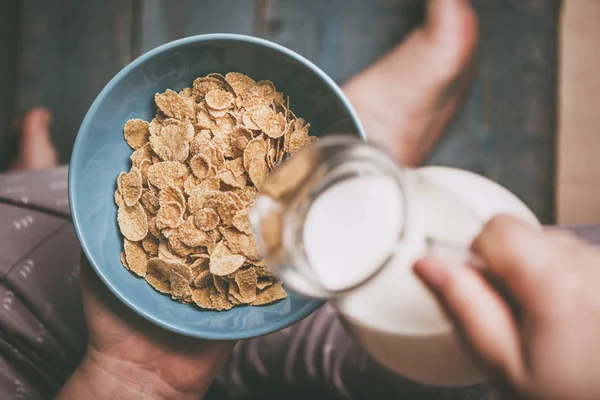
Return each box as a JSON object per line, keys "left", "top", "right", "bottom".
{"left": 251, "top": 136, "right": 539, "bottom": 386}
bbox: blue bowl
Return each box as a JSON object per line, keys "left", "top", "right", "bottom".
{"left": 69, "top": 34, "right": 365, "bottom": 340}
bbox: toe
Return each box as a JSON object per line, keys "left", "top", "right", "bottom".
{"left": 11, "top": 108, "right": 58, "bottom": 170}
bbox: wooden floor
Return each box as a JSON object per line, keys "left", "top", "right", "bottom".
{"left": 0, "top": 0, "right": 560, "bottom": 223}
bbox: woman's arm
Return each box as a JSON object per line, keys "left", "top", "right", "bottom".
{"left": 55, "top": 259, "right": 235, "bottom": 400}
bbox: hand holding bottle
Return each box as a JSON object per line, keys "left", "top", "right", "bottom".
{"left": 415, "top": 216, "right": 600, "bottom": 400}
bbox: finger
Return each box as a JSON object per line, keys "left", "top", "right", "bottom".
{"left": 414, "top": 257, "right": 524, "bottom": 383}
{"left": 471, "top": 215, "right": 555, "bottom": 308}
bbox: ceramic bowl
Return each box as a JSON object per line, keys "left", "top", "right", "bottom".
{"left": 69, "top": 34, "right": 365, "bottom": 339}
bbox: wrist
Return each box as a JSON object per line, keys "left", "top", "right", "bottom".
{"left": 57, "top": 347, "right": 214, "bottom": 400}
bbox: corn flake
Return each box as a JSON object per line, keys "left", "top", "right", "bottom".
{"left": 248, "top": 157, "right": 268, "bottom": 188}
{"left": 257, "top": 276, "right": 275, "bottom": 290}
{"left": 178, "top": 216, "right": 211, "bottom": 247}
{"left": 193, "top": 77, "right": 224, "bottom": 100}
{"left": 213, "top": 275, "right": 228, "bottom": 296}
{"left": 243, "top": 137, "right": 267, "bottom": 171}
{"left": 155, "top": 201, "right": 184, "bottom": 230}
{"left": 159, "top": 187, "right": 185, "bottom": 208}
{"left": 205, "top": 89, "right": 234, "bottom": 110}
{"left": 124, "top": 239, "right": 148, "bottom": 277}
{"left": 158, "top": 241, "right": 187, "bottom": 264}
{"left": 234, "top": 268, "right": 258, "bottom": 303}
{"left": 147, "top": 161, "right": 187, "bottom": 190}
{"left": 219, "top": 227, "right": 261, "bottom": 261}
{"left": 142, "top": 236, "right": 159, "bottom": 256}
{"left": 193, "top": 269, "right": 212, "bottom": 289}
{"left": 147, "top": 274, "right": 171, "bottom": 294}
{"left": 192, "top": 287, "right": 213, "bottom": 308}
{"left": 242, "top": 109, "right": 261, "bottom": 130}
{"left": 114, "top": 188, "right": 124, "bottom": 208}
{"left": 183, "top": 174, "right": 198, "bottom": 196}
{"left": 117, "top": 167, "right": 143, "bottom": 207}
{"left": 189, "top": 154, "right": 214, "bottom": 180}
{"left": 169, "top": 262, "right": 193, "bottom": 301}
{"left": 147, "top": 216, "right": 160, "bottom": 238}
{"left": 155, "top": 89, "right": 194, "bottom": 120}
{"left": 118, "top": 203, "right": 148, "bottom": 241}
{"left": 253, "top": 282, "right": 287, "bottom": 306}
{"left": 140, "top": 189, "right": 159, "bottom": 215}
{"left": 149, "top": 120, "right": 193, "bottom": 162}
{"left": 252, "top": 106, "right": 287, "bottom": 138}
{"left": 168, "top": 234, "right": 193, "bottom": 258}
{"left": 194, "top": 207, "right": 220, "bottom": 231}
{"left": 209, "top": 241, "right": 246, "bottom": 276}
{"left": 209, "top": 286, "right": 234, "bottom": 311}
{"left": 232, "top": 208, "right": 252, "bottom": 234}
{"left": 217, "top": 169, "right": 247, "bottom": 188}
{"left": 123, "top": 119, "right": 150, "bottom": 150}
{"left": 225, "top": 72, "right": 256, "bottom": 96}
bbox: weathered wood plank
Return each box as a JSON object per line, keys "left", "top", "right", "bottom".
{"left": 265, "top": 0, "right": 558, "bottom": 222}
{"left": 140, "top": 0, "right": 422, "bottom": 83}
{"left": 256, "top": 0, "right": 423, "bottom": 83}
{"left": 429, "top": 0, "right": 559, "bottom": 223}
{"left": 10, "top": 0, "right": 558, "bottom": 223}
{"left": 318, "top": 0, "right": 424, "bottom": 84}
{"left": 557, "top": 0, "right": 600, "bottom": 224}
{"left": 253, "top": 0, "right": 324, "bottom": 63}
{"left": 140, "top": 0, "right": 256, "bottom": 53}
{"left": 0, "top": 0, "right": 20, "bottom": 169}
{"left": 15, "top": 0, "right": 136, "bottom": 162}
{"left": 138, "top": 0, "right": 558, "bottom": 223}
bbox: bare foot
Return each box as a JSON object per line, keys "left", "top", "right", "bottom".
{"left": 10, "top": 108, "right": 59, "bottom": 171}
{"left": 343, "top": 0, "right": 478, "bottom": 166}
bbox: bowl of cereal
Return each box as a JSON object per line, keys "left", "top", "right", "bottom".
{"left": 69, "top": 34, "right": 365, "bottom": 339}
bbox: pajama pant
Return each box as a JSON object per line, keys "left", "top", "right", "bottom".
{"left": 2, "top": 167, "right": 598, "bottom": 399}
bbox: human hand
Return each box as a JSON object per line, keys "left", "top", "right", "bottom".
{"left": 414, "top": 216, "right": 600, "bottom": 400}
{"left": 56, "top": 257, "right": 235, "bottom": 400}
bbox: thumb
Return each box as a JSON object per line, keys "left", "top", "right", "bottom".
{"left": 414, "top": 257, "right": 524, "bottom": 383}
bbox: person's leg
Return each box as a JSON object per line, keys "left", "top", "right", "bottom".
{"left": 344, "top": 0, "right": 478, "bottom": 167}
{"left": 209, "top": 304, "right": 493, "bottom": 400}
{"left": 0, "top": 112, "right": 85, "bottom": 399}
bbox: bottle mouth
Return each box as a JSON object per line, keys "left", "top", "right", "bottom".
{"left": 251, "top": 136, "right": 408, "bottom": 299}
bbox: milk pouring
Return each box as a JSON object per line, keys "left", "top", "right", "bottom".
{"left": 251, "top": 136, "right": 539, "bottom": 386}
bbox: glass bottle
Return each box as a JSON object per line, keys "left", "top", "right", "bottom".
{"left": 251, "top": 136, "right": 539, "bottom": 386}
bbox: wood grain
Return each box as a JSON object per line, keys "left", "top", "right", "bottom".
{"left": 429, "top": 0, "right": 560, "bottom": 223}
{"left": 139, "top": 0, "right": 256, "bottom": 53}
{"left": 14, "top": 0, "right": 136, "bottom": 162}
{"left": 557, "top": 0, "right": 600, "bottom": 224}
{"left": 0, "top": 0, "right": 19, "bottom": 168}
{"left": 7, "top": 0, "right": 559, "bottom": 224}
{"left": 254, "top": 0, "right": 423, "bottom": 83}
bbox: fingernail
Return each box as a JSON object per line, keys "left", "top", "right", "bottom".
{"left": 413, "top": 257, "right": 450, "bottom": 289}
